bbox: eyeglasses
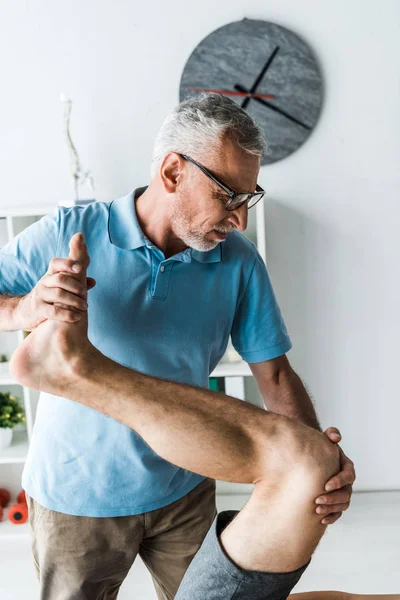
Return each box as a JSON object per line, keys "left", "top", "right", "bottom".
{"left": 178, "top": 153, "right": 265, "bottom": 211}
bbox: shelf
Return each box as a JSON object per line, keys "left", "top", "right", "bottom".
{"left": 210, "top": 361, "right": 251, "bottom": 378}
{"left": 0, "top": 360, "right": 31, "bottom": 385}
{"left": 0, "top": 430, "right": 29, "bottom": 464}
{"left": 0, "top": 514, "right": 30, "bottom": 538}
{"left": 0, "top": 205, "right": 55, "bottom": 217}
{"left": 0, "top": 362, "right": 16, "bottom": 386}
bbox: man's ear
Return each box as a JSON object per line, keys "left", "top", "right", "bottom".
{"left": 160, "top": 152, "right": 184, "bottom": 194}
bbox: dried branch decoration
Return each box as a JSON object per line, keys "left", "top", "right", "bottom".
{"left": 60, "top": 93, "right": 95, "bottom": 201}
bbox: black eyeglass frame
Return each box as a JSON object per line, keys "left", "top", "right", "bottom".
{"left": 178, "top": 153, "right": 265, "bottom": 211}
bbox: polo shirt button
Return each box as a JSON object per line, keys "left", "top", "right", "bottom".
{"left": 160, "top": 266, "right": 165, "bottom": 272}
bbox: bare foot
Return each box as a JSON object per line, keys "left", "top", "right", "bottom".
{"left": 9, "top": 233, "right": 95, "bottom": 396}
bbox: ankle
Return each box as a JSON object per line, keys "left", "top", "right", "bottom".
{"left": 71, "top": 343, "right": 105, "bottom": 383}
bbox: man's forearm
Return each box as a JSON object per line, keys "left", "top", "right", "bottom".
{"left": 263, "top": 368, "right": 322, "bottom": 432}
{"left": 0, "top": 294, "right": 23, "bottom": 332}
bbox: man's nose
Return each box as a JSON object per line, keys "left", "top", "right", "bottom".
{"left": 227, "top": 203, "right": 248, "bottom": 232}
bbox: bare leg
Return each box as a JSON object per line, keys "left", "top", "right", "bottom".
{"left": 289, "top": 594, "right": 400, "bottom": 600}
{"left": 289, "top": 594, "right": 348, "bottom": 600}
{"left": 10, "top": 233, "right": 340, "bottom": 574}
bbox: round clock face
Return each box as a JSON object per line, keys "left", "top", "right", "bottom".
{"left": 179, "top": 18, "right": 323, "bottom": 165}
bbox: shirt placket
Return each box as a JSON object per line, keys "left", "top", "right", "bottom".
{"left": 148, "top": 246, "right": 191, "bottom": 300}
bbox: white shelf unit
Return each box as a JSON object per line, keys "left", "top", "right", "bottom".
{"left": 0, "top": 199, "right": 266, "bottom": 536}
{"left": 0, "top": 206, "right": 55, "bottom": 540}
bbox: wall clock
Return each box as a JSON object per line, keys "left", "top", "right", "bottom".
{"left": 179, "top": 18, "right": 323, "bottom": 165}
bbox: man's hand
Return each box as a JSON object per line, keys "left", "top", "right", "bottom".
{"left": 314, "top": 427, "right": 356, "bottom": 525}
{"left": 15, "top": 256, "right": 96, "bottom": 332}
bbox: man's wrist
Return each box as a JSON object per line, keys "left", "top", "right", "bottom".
{"left": 272, "top": 368, "right": 322, "bottom": 432}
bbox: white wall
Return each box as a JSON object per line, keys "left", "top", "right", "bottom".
{"left": 0, "top": 1, "right": 399, "bottom": 491}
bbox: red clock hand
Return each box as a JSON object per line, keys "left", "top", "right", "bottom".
{"left": 187, "top": 88, "right": 275, "bottom": 100}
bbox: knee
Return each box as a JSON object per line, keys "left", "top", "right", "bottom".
{"left": 255, "top": 413, "right": 340, "bottom": 488}
{"left": 298, "top": 428, "right": 340, "bottom": 487}
{"left": 284, "top": 421, "right": 341, "bottom": 492}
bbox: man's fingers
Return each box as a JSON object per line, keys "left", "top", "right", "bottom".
{"left": 324, "top": 427, "right": 341, "bottom": 441}
{"left": 69, "top": 233, "right": 89, "bottom": 269}
{"left": 315, "top": 484, "right": 352, "bottom": 506}
{"left": 321, "top": 512, "right": 342, "bottom": 525}
{"left": 44, "top": 272, "right": 87, "bottom": 297}
{"left": 47, "top": 257, "right": 82, "bottom": 276}
{"left": 339, "top": 447, "right": 356, "bottom": 482}
{"left": 326, "top": 468, "right": 355, "bottom": 492}
{"left": 324, "top": 448, "right": 355, "bottom": 492}
{"left": 325, "top": 471, "right": 354, "bottom": 491}
{"left": 46, "top": 235, "right": 91, "bottom": 281}
{"left": 316, "top": 502, "right": 349, "bottom": 515}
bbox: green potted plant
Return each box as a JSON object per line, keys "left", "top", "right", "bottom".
{"left": 0, "top": 353, "right": 8, "bottom": 375}
{"left": 0, "top": 392, "right": 26, "bottom": 452}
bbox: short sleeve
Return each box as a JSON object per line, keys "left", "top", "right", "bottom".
{"left": 231, "top": 251, "right": 292, "bottom": 363}
{"left": 0, "top": 208, "right": 60, "bottom": 296}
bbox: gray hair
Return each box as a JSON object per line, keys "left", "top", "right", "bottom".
{"left": 150, "top": 92, "right": 267, "bottom": 179}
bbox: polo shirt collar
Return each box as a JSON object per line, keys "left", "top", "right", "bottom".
{"left": 108, "top": 186, "right": 222, "bottom": 263}
{"left": 108, "top": 187, "right": 147, "bottom": 250}
{"left": 191, "top": 245, "right": 222, "bottom": 263}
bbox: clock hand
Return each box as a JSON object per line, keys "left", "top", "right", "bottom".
{"left": 187, "top": 88, "right": 275, "bottom": 100}
{"left": 241, "top": 46, "right": 281, "bottom": 110}
{"left": 235, "top": 84, "right": 311, "bottom": 130}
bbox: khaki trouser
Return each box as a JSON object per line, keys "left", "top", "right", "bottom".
{"left": 25, "top": 477, "right": 217, "bottom": 600}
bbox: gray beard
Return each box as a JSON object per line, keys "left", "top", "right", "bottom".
{"left": 169, "top": 211, "right": 220, "bottom": 253}
{"left": 181, "top": 230, "right": 220, "bottom": 252}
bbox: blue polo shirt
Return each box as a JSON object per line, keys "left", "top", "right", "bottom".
{"left": 0, "top": 187, "right": 292, "bottom": 517}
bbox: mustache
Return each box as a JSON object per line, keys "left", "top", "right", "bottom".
{"left": 213, "top": 227, "right": 235, "bottom": 234}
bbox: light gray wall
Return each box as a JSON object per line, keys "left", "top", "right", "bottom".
{"left": 0, "top": 0, "right": 399, "bottom": 490}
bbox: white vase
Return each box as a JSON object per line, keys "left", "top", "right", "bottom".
{"left": 0, "top": 428, "right": 13, "bottom": 451}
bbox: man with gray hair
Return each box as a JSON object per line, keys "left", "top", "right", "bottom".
{"left": 0, "top": 93, "right": 355, "bottom": 599}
